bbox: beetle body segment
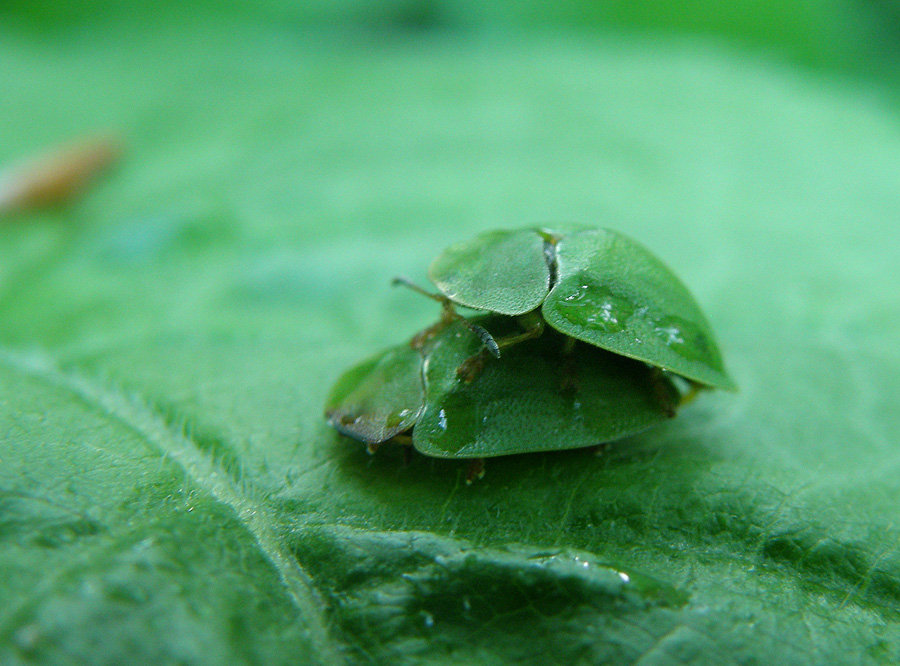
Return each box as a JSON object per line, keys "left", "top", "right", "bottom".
{"left": 428, "top": 227, "right": 735, "bottom": 390}
{"left": 324, "top": 345, "right": 424, "bottom": 444}
{"left": 543, "top": 229, "right": 735, "bottom": 390}
{"left": 428, "top": 229, "right": 549, "bottom": 316}
{"left": 413, "top": 319, "right": 679, "bottom": 458}
{"left": 326, "top": 317, "right": 678, "bottom": 459}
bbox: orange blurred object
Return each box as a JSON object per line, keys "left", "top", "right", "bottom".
{"left": 0, "top": 136, "right": 121, "bottom": 213}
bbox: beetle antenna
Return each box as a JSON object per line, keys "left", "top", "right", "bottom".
{"left": 393, "top": 276, "right": 500, "bottom": 357}
{"left": 391, "top": 276, "right": 449, "bottom": 305}
{"left": 462, "top": 321, "right": 501, "bottom": 358}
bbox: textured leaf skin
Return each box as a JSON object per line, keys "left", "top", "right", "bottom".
{"left": 544, "top": 228, "right": 735, "bottom": 390}
{"left": 428, "top": 228, "right": 550, "bottom": 315}
{"left": 0, "top": 355, "right": 331, "bottom": 666}
{"left": 3, "top": 8, "right": 900, "bottom": 666}
{"left": 295, "top": 525, "right": 692, "bottom": 666}
{"left": 324, "top": 345, "right": 424, "bottom": 444}
{"left": 413, "top": 317, "right": 679, "bottom": 458}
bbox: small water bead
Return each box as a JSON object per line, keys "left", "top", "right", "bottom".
{"left": 386, "top": 408, "right": 415, "bottom": 428}
{"left": 550, "top": 276, "right": 724, "bottom": 376}
{"left": 654, "top": 324, "right": 684, "bottom": 346}
{"left": 652, "top": 314, "right": 712, "bottom": 363}
{"left": 425, "top": 392, "right": 481, "bottom": 454}
{"left": 556, "top": 279, "right": 635, "bottom": 334}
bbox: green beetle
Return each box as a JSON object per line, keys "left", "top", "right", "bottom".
{"left": 325, "top": 316, "right": 679, "bottom": 479}
{"left": 425, "top": 226, "right": 735, "bottom": 391}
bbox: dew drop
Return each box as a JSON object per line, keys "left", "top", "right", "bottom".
{"left": 655, "top": 325, "right": 684, "bottom": 346}
{"left": 555, "top": 279, "right": 635, "bottom": 334}
{"left": 427, "top": 392, "right": 480, "bottom": 454}
{"left": 652, "top": 315, "right": 711, "bottom": 362}
{"left": 386, "top": 408, "right": 414, "bottom": 428}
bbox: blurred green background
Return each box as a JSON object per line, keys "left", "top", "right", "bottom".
{"left": 3, "top": 0, "right": 900, "bottom": 70}
{"left": 3, "top": 1, "right": 900, "bottom": 665}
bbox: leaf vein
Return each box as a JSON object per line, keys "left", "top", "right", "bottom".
{"left": 0, "top": 349, "right": 345, "bottom": 666}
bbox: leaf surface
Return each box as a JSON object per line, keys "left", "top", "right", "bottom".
{"left": 2, "top": 11, "right": 900, "bottom": 665}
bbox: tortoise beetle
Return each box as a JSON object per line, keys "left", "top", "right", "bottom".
{"left": 326, "top": 226, "right": 734, "bottom": 480}
{"left": 425, "top": 226, "right": 735, "bottom": 391}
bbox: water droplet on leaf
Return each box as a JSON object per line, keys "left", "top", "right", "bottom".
{"left": 652, "top": 315, "right": 710, "bottom": 362}
{"left": 555, "top": 279, "right": 635, "bottom": 334}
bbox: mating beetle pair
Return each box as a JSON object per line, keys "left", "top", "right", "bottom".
{"left": 325, "top": 226, "right": 734, "bottom": 476}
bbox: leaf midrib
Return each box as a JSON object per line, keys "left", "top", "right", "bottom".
{"left": 0, "top": 348, "right": 345, "bottom": 666}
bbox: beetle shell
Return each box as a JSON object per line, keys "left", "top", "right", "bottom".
{"left": 324, "top": 345, "right": 424, "bottom": 444}
{"left": 428, "top": 227, "right": 735, "bottom": 390}
{"left": 325, "top": 316, "right": 678, "bottom": 459}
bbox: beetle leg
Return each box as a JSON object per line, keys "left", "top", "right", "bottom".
{"left": 558, "top": 337, "right": 580, "bottom": 393}
{"left": 678, "top": 380, "right": 704, "bottom": 407}
{"left": 387, "top": 433, "right": 415, "bottom": 466}
{"left": 378, "top": 433, "right": 415, "bottom": 465}
{"left": 650, "top": 367, "right": 677, "bottom": 418}
{"left": 479, "top": 312, "right": 544, "bottom": 357}
{"left": 510, "top": 311, "right": 545, "bottom": 343}
{"left": 465, "top": 458, "right": 486, "bottom": 484}
{"left": 456, "top": 349, "right": 491, "bottom": 383}
{"left": 592, "top": 442, "right": 612, "bottom": 456}
{"left": 494, "top": 322, "right": 544, "bottom": 351}
{"left": 394, "top": 276, "right": 501, "bottom": 355}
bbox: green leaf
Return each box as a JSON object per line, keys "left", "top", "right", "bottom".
{"left": 0, "top": 352, "right": 338, "bottom": 665}
{"left": 2, "top": 12, "right": 900, "bottom": 666}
